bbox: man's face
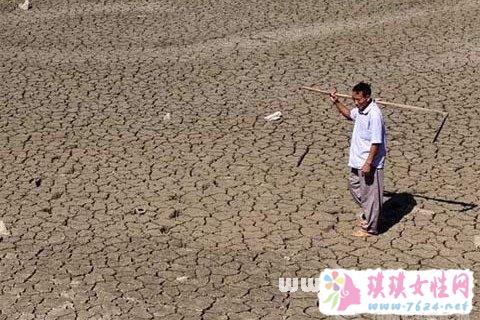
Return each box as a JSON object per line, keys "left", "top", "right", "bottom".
{"left": 352, "top": 91, "right": 370, "bottom": 108}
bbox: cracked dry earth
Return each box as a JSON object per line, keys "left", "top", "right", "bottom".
{"left": 0, "top": 0, "right": 479, "bottom": 319}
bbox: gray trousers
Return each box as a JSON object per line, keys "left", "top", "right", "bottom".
{"left": 348, "top": 167, "right": 384, "bottom": 234}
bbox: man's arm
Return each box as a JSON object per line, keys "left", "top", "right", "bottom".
{"left": 361, "top": 144, "right": 380, "bottom": 174}
{"left": 330, "top": 90, "right": 352, "bottom": 120}
{"left": 361, "top": 110, "right": 385, "bottom": 174}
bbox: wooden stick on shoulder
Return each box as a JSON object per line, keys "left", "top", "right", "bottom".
{"left": 300, "top": 86, "right": 447, "bottom": 116}
{"left": 300, "top": 85, "right": 449, "bottom": 142}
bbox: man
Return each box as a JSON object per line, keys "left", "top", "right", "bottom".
{"left": 330, "top": 82, "right": 387, "bottom": 237}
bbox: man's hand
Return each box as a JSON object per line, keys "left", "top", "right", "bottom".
{"left": 330, "top": 89, "right": 352, "bottom": 120}
{"left": 329, "top": 89, "right": 339, "bottom": 104}
{"left": 362, "top": 144, "right": 381, "bottom": 175}
{"left": 361, "top": 161, "right": 372, "bottom": 175}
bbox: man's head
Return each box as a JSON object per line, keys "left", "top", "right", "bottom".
{"left": 352, "top": 82, "right": 372, "bottom": 108}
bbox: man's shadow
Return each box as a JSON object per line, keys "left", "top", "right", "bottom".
{"left": 379, "top": 191, "right": 417, "bottom": 234}
{"left": 378, "top": 191, "right": 478, "bottom": 234}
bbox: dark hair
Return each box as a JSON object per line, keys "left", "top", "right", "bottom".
{"left": 352, "top": 82, "right": 371, "bottom": 97}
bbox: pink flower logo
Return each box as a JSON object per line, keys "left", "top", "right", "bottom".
{"left": 322, "top": 271, "right": 361, "bottom": 311}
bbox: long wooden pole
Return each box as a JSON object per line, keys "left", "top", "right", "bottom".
{"left": 300, "top": 86, "right": 449, "bottom": 142}
{"left": 301, "top": 86, "right": 447, "bottom": 115}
